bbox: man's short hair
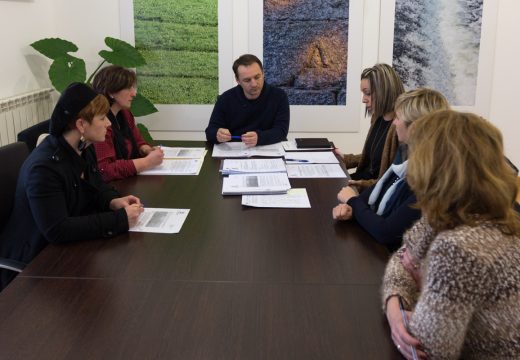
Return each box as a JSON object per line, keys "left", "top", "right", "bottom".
{"left": 232, "top": 54, "right": 263, "bottom": 78}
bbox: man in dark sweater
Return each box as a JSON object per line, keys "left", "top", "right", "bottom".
{"left": 205, "top": 54, "right": 290, "bottom": 147}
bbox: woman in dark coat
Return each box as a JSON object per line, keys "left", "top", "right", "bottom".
{"left": 0, "top": 83, "right": 143, "bottom": 290}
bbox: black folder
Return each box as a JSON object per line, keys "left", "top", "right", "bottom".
{"left": 295, "top": 138, "right": 331, "bottom": 149}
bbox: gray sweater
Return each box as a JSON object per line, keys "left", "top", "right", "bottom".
{"left": 382, "top": 216, "right": 520, "bottom": 359}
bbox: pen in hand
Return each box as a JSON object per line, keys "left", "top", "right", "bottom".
{"left": 399, "top": 297, "right": 419, "bottom": 360}
{"left": 231, "top": 135, "right": 242, "bottom": 140}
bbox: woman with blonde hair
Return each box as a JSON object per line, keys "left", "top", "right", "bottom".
{"left": 334, "top": 88, "right": 449, "bottom": 251}
{"left": 382, "top": 110, "right": 520, "bottom": 359}
{"left": 336, "top": 63, "right": 404, "bottom": 190}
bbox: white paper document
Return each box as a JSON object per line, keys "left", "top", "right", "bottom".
{"left": 220, "top": 158, "right": 287, "bottom": 175}
{"left": 282, "top": 139, "right": 333, "bottom": 151}
{"left": 241, "top": 188, "right": 311, "bottom": 208}
{"left": 286, "top": 164, "right": 347, "bottom": 178}
{"left": 284, "top": 151, "right": 339, "bottom": 164}
{"left": 129, "top": 208, "right": 190, "bottom": 234}
{"left": 160, "top": 146, "right": 206, "bottom": 159}
{"left": 212, "top": 142, "right": 285, "bottom": 158}
{"left": 222, "top": 172, "right": 291, "bottom": 195}
{"left": 139, "top": 158, "right": 204, "bottom": 175}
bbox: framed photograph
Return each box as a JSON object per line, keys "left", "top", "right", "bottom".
{"left": 379, "top": 0, "right": 498, "bottom": 117}
{"left": 120, "top": 0, "right": 364, "bottom": 133}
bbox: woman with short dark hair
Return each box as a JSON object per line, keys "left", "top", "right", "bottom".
{"left": 93, "top": 65, "right": 164, "bottom": 181}
{"left": 0, "top": 83, "right": 143, "bottom": 290}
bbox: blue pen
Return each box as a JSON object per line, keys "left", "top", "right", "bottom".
{"left": 399, "top": 297, "right": 419, "bottom": 360}
{"left": 285, "top": 159, "right": 309, "bottom": 163}
{"left": 231, "top": 135, "right": 242, "bottom": 140}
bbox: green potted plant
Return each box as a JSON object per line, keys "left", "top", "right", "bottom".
{"left": 30, "top": 36, "right": 156, "bottom": 142}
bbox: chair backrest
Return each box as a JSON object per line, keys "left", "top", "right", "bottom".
{"left": 0, "top": 142, "right": 29, "bottom": 230}
{"left": 17, "top": 119, "right": 51, "bottom": 152}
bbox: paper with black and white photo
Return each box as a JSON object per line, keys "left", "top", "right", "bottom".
{"left": 222, "top": 172, "right": 291, "bottom": 195}
{"left": 129, "top": 208, "right": 190, "bottom": 233}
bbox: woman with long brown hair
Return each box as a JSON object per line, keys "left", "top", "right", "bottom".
{"left": 336, "top": 63, "right": 404, "bottom": 190}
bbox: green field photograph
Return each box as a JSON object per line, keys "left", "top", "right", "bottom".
{"left": 133, "top": 0, "right": 218, "bottom": 104}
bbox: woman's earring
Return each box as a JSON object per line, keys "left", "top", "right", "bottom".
{"left": 78, "top": 135, "right": 87, "bottom": 152}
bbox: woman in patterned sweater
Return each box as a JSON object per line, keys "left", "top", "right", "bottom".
{"left": 382, "top": 110, "right": 520, "bottom": 359}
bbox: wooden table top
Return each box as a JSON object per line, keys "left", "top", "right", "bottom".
{"left": 0, "top": 141, "right": 400, "bottom": 359}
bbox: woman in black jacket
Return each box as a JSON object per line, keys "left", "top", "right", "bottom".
{"left": 0, "top": 83, "right": 143, "bottom": 290}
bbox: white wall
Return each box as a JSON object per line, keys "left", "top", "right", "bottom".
{"left": 1, "top": 0, "right": 519, "bottom": 166}
{"left": 0, "top": 0, "right": 54, "bottom": 98}
{"left": 0, "top": 0, "right": 120, "bottom": 99}
{"left": 489, "top": 0, "right": 520, "bottom": 167}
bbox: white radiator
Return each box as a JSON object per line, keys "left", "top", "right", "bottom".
{"left": 0, "top": 88, "right": 54, "bottom": 146}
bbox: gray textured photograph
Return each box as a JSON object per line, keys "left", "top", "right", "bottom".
{"left": 263, "top": 0, "right": 349, "bottom": 105}
{"left": 393, "top": 0, "right": 484, "bottom": 106}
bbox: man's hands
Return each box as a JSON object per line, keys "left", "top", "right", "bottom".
{"left": 217, "top": 128, "right": 258, "bottom": 147}
{"left": 241, "top": 131, "right": 258, "bottom": 147}
{"left": 216, "top": 128, "right": 232, "bottom": 143}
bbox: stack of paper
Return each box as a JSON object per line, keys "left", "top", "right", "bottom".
{"left": 222, "top": 172, "right": 291, "bottom": 195}
{"left": 220, "top": 158, "right": 287, "bottom": 175}
{"left": 212, "top": 142, "right": 285, "bottom": 158}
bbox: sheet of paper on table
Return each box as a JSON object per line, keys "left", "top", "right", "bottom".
{"left": 222, "top": 172, "right": 291, "bottom": 195}
{"left": 286, "top": 164, "right": 347, "bottom": 178}
{"left": 129, "top": 208, "right": 190, "bottom": 234}
{"left": 284, "top": 151, "right": 339, "bottom": 164}
{"left": 242, "top": 188, "right": 311, "bottom": 208}
{"left": 160, "top": 146, "right": 206, "bottom": 159}
{"left": 139, "top": 158, "right": 204, "bottom": 175}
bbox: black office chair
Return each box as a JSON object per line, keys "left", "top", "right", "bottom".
{"left": 0, "top": 142, "right": 29, "bottom": 275}
{"left": 17, "top": 119, "right": 50, "bottom": 152}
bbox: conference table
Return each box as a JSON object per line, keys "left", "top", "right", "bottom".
{"left": 0, "top": 141, "right": 401, "bottom": 359}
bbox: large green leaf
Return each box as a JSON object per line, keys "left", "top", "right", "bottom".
{"left": 99, "top": 37, "right": 147, "bottom": 67}
{"left": 131, "top": 92, "right": 158, "bottom": 117}
{"left": 30, "top": 38, "right": 78, "bottom": 60}
{"left": 49, "top": 57, "right": 87, "bottom": 92}
{"left": 136, "top": 123, "right": 154, "bottom": 144}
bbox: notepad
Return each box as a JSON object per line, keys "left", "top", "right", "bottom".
{"left": 295, "top": 138, "right": 331, "bottom": 149}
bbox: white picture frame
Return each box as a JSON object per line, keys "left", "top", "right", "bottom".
{"left": 378, "top": 0, "right": 499, "bottom": 118}
{"left": 119, "top": 0, "right": 365, "bottom": 134}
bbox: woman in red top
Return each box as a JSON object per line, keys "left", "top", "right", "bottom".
{"left": 92, "top": 65, "right": 164, "bottom": 181}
